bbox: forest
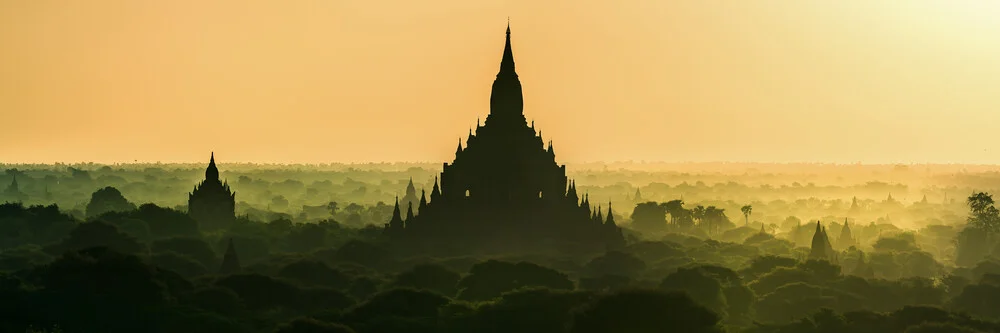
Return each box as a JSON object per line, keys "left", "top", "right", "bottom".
{"left": 1, "top": 162, "right": 1000, "bottom": 333}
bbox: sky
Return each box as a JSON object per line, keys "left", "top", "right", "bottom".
{"left": 1, "top": 1, "right": 999, "bottom": 164}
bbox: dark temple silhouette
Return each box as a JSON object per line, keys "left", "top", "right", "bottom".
{"left": 383, "top": 25, "right": 625, "bottom": 255}
{"left": 188, "top": 152, "right": 236, "bottom": 231}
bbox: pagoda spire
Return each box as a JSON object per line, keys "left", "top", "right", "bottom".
{"left": 392, "top": 196, "right": 402, "bottom": 220}
{"left": 489, "top": 22, "right": 523, "bottom": 117}
{"left": 419, "top": 189, "right": 428, "bottom": 212}
{"left": 499, "top": 20, "right": 515, "bottom": 76}
{"left": 205, "top": 152, "right": 220, "bottom": 181}
{"left": 219, "top": 238, "right": 241, "bottom": 274}
{"left": 430, "top": 177, "right": 441, "bottom": 202}
{"left": 387, "top": 196, "right": 404, "bottom": 230}
{"left": 606, "top": 201, "right": 615, "bottom": 225}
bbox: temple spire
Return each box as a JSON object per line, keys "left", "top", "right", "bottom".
{"left": 205, "top": 152, "right": 220, "bottom": 181}
{"left": 419, "top": 189, "right": 428, "bottom": 212}
{"left": 219, "top": 238, "right": 241, "bottom": 274}
{"left": 606, "top": 201, "right": 615, "bottom": 225}
{"left": 392, "top": 196, "right": 402, "bottom": 219}
{"left": 406, "top": 202, "right": 415, "bottom": 222}
{"left": 431, "top": 177, "right": 441, "bottom": 202}
{"left": 498, "top": 22, "right": 516, "bottom": 77}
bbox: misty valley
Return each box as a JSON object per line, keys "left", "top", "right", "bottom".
{"left": 1, "top": 161, "right": 1000, "bottom": 333}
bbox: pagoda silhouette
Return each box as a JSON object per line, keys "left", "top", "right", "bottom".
{"left": 385, "top": 24, "right": 625, "bottom": 255}
{"left": 188, "top": 153, "right": 236, "bottom": 231}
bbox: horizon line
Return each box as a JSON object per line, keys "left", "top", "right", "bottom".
{"left": 5, "top": 160, "right": 1000, "bottom": 167}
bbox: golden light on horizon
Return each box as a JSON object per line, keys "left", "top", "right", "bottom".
{"left": 1, "top": 1, "right": 999, "bottom": 165}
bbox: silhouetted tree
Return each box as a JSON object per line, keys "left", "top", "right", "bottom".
{"left": 630, "top": 202, "right": 668, "bottom": 233}
{"left": 218, "top": 239, "right": 241, "bottom": 274}
{"left": 277, "top": 260, "right": 351, "bottom": 290}
{"left": 275, "top": 318, "right": 355, "bottom": 333}
{"left": 457, "top": 260, "right": 573, "bottom": 301}
{"left": 585, "top": 251, "right": 646, "bottom": 278}
{"left": 569, "top": 289, "right": 724, "bottom": 333}
{"left": 85, "top": 187, "right": 136, "bottom": 218}
{"left": 741, "top": 205, "right": 753, "bottom": 227}
{"left": 151, "top": 237, "right": 216, "bottom": 268}
{"left": 47, "top": 221, "right": 145, "bottom": 255}
{"left": 391, "top": 263, "right": 460, "bottom": 297}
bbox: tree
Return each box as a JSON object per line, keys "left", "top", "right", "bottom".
{"left": 85, "top": 187, "right": 136, "bottom": 219}
{"left": 133, "top": 204, "right": 199, "bottom": 237}
{"left": 214, "top": 273, "right": 301, "bottom": 310}
{"left": 34, "top": 247, "right": 174, "bottom": 332}
{"left": 692, "top": 205, "right": 706, "bottom": 228}
{"left": 391, "top": 263, "right": 460, "bottom": 297}
{"left": 457, "top": 260, "right": 573, "bottom": 301}
{"left": 585, "top": 251, "right": 646, "bottom": 278}
{"left": 569, "top": 290, "right": 723, "bottom": 333}
{"left": 286, "top": 223, "right": 327, "bottom": 252}
{"left": 659, "top": 266, "right": 728, "bottom": 318}
{"left": 48, "top": 221, "right": 145, "bottom": 255}
{"left": 465, "top": 288, "right": 595, "bottom": 333}
{"left": 630, "top": 202, "right": 668, "bottom": 233}
{"left": 661, "top": 200, "right": 685, "bottom": 226}
{"left": 277, "top": 260, "right": 351, "bottom": 290}
{"left": 701, "top": 206, "right": 728, "bottom": 236}
{"left": 326, "top": 201, "right": 340, "bottom": 216}
{"left": 342, "top": 289, "right": 451, "bottom": 333}
{"left": 967, "top": 192, "right": 1000, "bottom": 233}
{"left": 275, "top": 318, "right": 356, "bottom": 333}
{"left": 151, "top": 237, "right": 217, "bottom": 269}
{"left": 740, "top": 205, "right": 752, "bottom": 227}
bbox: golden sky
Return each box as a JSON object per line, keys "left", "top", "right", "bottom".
{"left": 2, "top": 1, "right": 999, "bottom": 164}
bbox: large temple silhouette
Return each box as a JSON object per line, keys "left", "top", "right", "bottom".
{"left": 189, "top": 153, "right": 236, "bottom": 231}
{"left": 385, "top": 25, "right": 625, "bottom": 254}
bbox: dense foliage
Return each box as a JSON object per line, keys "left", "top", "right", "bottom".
{"left": 2, "top": 163, "right": 1000, "bottom": 332}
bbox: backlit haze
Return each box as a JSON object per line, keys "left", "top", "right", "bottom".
{"left": 2, "top": 1, "right": 999, "bottom": 164}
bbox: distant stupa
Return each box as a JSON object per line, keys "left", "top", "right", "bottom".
{"left": 400, "top": 178, "right": 419, "bottom": 214}
{"left": 848, "top": 196, "right": 861, "bottom": 216}
{"left": 809, "top": 221, "right": 835, "bottom": 261}
{"left": 852, "top": 251, "right": 875, "bottom": 279}
{"left": 837, "top": 218, "right": 856, "bottom": 249}
{"left": 219, "top": 238, "right": 241, "bottom": 274}
{"left": 3, "top": 175, "right": 25, "bottom": 202}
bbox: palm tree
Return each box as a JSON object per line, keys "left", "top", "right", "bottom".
{"left": 660, "top": 199, "right": 685, "bottom": 225}
{"left": 703, "top": 206, "right": 726, "bottom": 236}
{"left": 691, "top": 205, "right": 706, "bottom": 227}
{"left": 740, "top": 205, "right": 753, "bottom": 226}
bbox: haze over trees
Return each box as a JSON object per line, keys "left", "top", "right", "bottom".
{"left": 1, "top": 161, "right": 999, "bottom": 332}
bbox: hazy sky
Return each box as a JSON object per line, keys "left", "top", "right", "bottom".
{"left": 2, "top": 1, "right": 999, "bottom": 164}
